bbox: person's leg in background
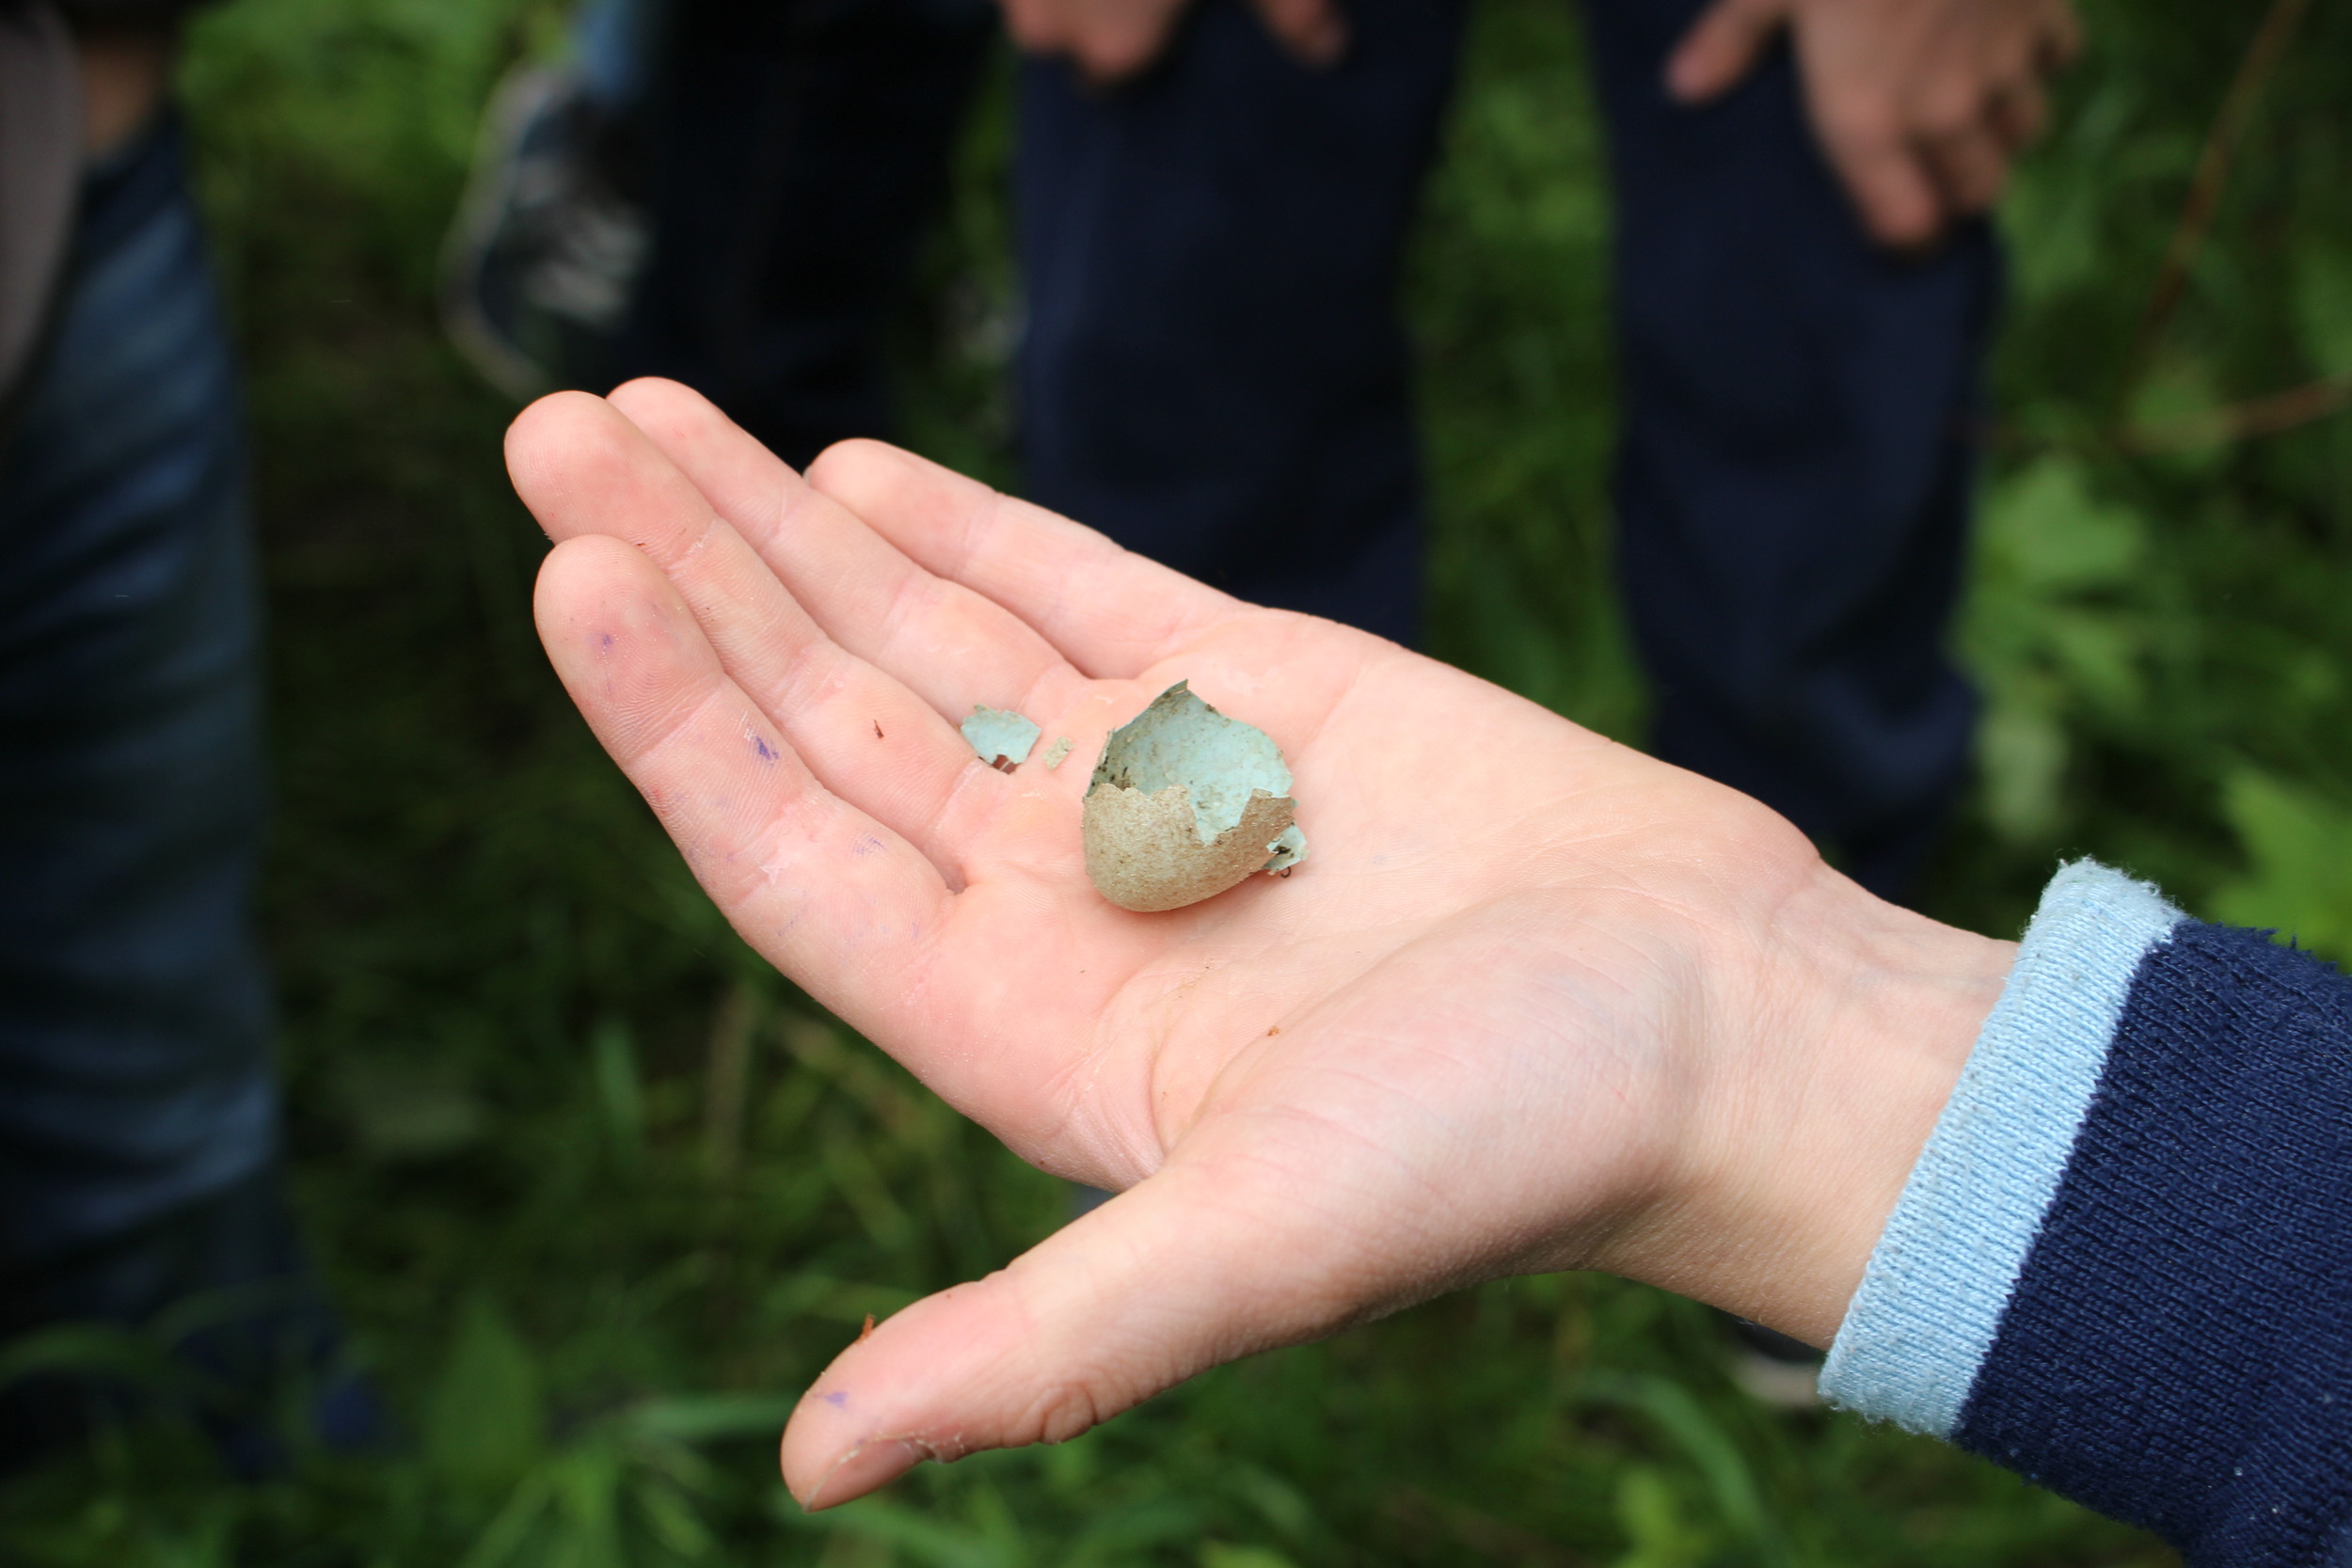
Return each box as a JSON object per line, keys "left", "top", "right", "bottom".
{"left": 1014, "top": 0, "right": 1465, "bottom": 646}
{"left": 1585, "top": 0, "right": 1997, "bottom": 906}
{"left": 616, "top": 0, "right": 997, "bottom": 467}
{"left": 1582, "top": 0, "right": 1997, "bottom": 1396}
{"left": 0, "top": 112, "right": 370, "bottom": 1474}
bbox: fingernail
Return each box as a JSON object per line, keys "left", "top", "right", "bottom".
{"left": 799, "top": 1437, "right": 927, "bottom": 1511}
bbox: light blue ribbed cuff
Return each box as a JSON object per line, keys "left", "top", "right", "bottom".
{"left": 1820, "top": 860, "right": 2185, "bottom": 1437}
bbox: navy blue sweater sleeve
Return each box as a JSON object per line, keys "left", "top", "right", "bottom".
{"left": 1957, "top": 916, "right": 2352, "bottom": 1563}
{"left": 1821, "top": 863, "right": 2352, "bottom": 1567}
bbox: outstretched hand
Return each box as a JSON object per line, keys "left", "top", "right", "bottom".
{"left": 505, "top": 381, "right": 2010, "bottom": 1508}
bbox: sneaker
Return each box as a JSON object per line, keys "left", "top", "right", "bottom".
{"left": 441, "top": 62, "right": 649, "bottom": 401}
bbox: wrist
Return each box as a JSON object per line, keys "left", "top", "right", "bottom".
{"left": 1611, "top": 863, "right": 2013, "bottom": 1347}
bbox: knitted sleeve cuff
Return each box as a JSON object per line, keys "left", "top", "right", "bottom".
{"left": 1819, "top": 860, "right": 2184, "bottom": 1436}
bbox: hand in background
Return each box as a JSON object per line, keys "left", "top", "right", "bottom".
{"left": 1668, "top": 0, "right": 2083, "bottom": 248}
{"left": 75, "top": 29, "right": 174, "bottom": 159}
{"left": 998, "top": 0, "right": 1345, "bottom": 84}
{"left": 504, "top": 380, "right": 2011, "bottom": 1509}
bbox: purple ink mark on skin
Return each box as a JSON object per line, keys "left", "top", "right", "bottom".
{"left": 753, "top": 735, "right": 779, "bottom": 763}
{"left": 852, "top": 834, "right": 884, "bottom": 858}
{"left": 598, "top": 632, "right": 614, "bottom": 651}
{"left": 821, "top": 1391, "right": 849, "bottom": 1409}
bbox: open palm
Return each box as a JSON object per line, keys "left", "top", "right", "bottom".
{"left": 506, "top": 381, "right": 2001, "bottom": 1506}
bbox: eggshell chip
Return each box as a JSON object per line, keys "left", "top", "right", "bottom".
{"left": 961, "top": 705, "right": 1041, "bottom": 769}
{"left": 1081, "top": 681, "right": 1308, "bottom": 912}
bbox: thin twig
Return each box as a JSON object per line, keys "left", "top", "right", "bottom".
{"left": 2122, "top": 0, "right": 2315, "bottom": 394}
{"left": 2122, "top": 372, "right": 2352, "bottom": 453}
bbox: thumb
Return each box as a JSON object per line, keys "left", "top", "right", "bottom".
{"left": 1664, "top": 0, "right": 1788, "bottom": 103}
{"left": 1248, "top": 0, "right": 1348, "bottom": 70}
{"left": 780, "top": 1140, "right": 1414, "bottom": 1508}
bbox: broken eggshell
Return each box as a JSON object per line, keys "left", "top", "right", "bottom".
{"left": 1082, "top": 681, "right": 1309, "bottom": 912}
{"left": 961, "top": 705, "right": 1041, "bottom": 769}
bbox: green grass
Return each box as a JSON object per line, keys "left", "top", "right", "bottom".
{"left": 10, "top": 0, "right": 2352, "bottom": 1560}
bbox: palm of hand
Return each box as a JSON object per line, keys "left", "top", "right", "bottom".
{"left": 507, "top": 380, "right": 1821, "bottom": 1505}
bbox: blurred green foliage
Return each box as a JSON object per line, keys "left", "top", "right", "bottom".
{"left": 7, "top": 0, "right": 2352, "bottom": 1560}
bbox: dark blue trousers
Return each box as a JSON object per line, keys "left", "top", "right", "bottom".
{"left": 0, "top": 119, "right": 365, "bottom": 1468}
{"left": 1017, "top": 0, "right": 1997, "bottom": 897}
{"left": 613, "top": 0, "right": 998, "bottom": 467}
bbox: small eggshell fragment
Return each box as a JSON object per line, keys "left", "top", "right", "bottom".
{"left": 1041, "top": 736, "right": 1073, "bottom": 769}
{"left": 1081, "top": 681, "right": 1307, "bottom": 912}
{"left": 961, "top": 705, "right": 1040, "bottom": 768}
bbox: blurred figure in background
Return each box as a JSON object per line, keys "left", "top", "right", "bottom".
{"left": 0, "top": 0, "right": 372, "bottom": 1469}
